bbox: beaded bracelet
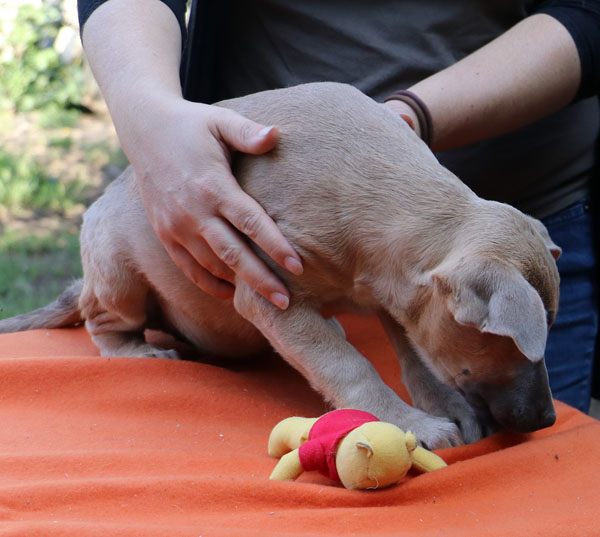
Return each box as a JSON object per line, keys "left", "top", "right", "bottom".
{"left": 383, "top": 90, "right": 434, "bottom": 148}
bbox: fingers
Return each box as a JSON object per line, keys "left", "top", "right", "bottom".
{"left": 159, "top": 188, "right": 298, "bottom": 311}
{"left": 165, "top": 241, "right": 235, "bottom": 299}
{"left": 194, "top": 214, "right": 294, "bottom": 310}
{"left": 219, "top": 188, "right": 303, "bottom": 276}
{"left": 147, "top": 165, "right": 301, "bottom": 310}
{"left": 205, "top": 110, "right": 304, "bottom": 308}
{"left": 215, "top": 109, "right": 280, "bottom": 155}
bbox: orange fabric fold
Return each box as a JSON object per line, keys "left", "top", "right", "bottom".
{"left": 1, "top": 315, "right": 598, "bottom": 536}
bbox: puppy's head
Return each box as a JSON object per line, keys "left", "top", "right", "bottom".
{"left": 405, "top": 211, "right": 560, "bottom": 434}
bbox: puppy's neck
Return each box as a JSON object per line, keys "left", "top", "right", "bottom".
{"left": 359, "top": 196, "right": 482, "bottom": 318}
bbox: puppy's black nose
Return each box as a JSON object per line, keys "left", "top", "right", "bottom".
{"left": 538, "top": 406, "right": 556, "bottom": 429}
{"left": 503, "top": 404, "right": 556, "bottom": 434}
{"left": 495, "top": 360, "right": 556, "bottom": 433}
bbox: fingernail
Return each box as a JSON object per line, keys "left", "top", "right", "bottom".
{"left": 271, "top": 292, "right": 290, "bottom": 310}
{"left": 258, "top": 125, "right": 275, "bottom": 138}
{"left": 284, "top": 256, "right": 303, "bottom": 275}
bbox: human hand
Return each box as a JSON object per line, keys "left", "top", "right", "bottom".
{"left": 124, "top": 96, "right": 303, "bottom": 310}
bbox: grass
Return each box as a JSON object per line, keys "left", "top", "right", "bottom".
{"left": 0, "top": 143, "right": 89, "bottom": 320}
{"left": 0, "top": 144, "right": 86, "bottom": 319}
{"left": 0, "top": 227, "right": 82, "bottom": 319}
{"left": 0, "top": 104, "right": 128, "bottom": 322}
{"left": 80, "top": 140, "right": 130, "bottom": 171}
{"left": 38, "top": 106, "right": 82, "bottom": 129}
{"left": 0, "top": 148, "right": 88, "bottom": 212}
{"left": 48, "top": 136, "right": 73, "bottom": 149}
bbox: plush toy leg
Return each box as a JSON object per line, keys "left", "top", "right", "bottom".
{"left": 410, "top": 445, "right": 447, "bottom": 473}
{"left": 268, "top": 417, "right": 317, "bottom": 458}
{"left": 270, "top": 449, "right": 304, "bottom": 481}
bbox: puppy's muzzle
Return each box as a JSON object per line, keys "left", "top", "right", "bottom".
{"left": 465, "top": 360, "right": 556, "bottom": 434}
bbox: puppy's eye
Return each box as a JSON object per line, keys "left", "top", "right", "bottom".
{"left": 546, "top": 310, "right": 556, "bottom": 326}
{"left": 461, "top": 368, "right": 471, "bottom": 377}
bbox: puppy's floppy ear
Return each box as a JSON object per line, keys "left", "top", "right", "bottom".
{"left": 546, "top": 242, "right": 561, "bottom": 261}
{"left": 525, "top": 215, "right": 561, "bottom": 261}
{"left": 434, "top": 260, "right": 548, "bottom": 361}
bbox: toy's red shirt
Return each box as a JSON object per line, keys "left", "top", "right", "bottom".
{"left": 298, "top": 409, "right": 379, "bottom": 482}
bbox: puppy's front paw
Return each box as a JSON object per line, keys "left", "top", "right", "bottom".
{"left": 404, "top": 409, "right": 463, "bottom": 450}
{"left": 411, "top": 385, "right": 484, "bottom": 444}
{"left": 377, "top": 404, "right": 462, "bottom": 449}
{"left": 354, "top": 387, "right": 463, "bottom": 449}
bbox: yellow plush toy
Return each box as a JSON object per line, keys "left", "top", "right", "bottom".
{"left": 268, "top": 409, "right": 447, "bottom": 490}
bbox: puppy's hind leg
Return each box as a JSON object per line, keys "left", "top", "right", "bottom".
{"left": 79, "top": 270, "right": 179, "bottom": 360}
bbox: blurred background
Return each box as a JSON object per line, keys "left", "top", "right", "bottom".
{"left": 0, "top": 0, "right": 127, "bottom": 319}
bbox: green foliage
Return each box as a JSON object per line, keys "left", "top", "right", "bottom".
{"left": 0, "top": 2, "right": 85, "bottom": 115}
{"left": 39, "top": 105, "right": 82, "bottom": 128}
{"left": 0, "top": 148, "right": 87, "bottom": 212}
{"left": 81, "top": 140, "right": 130, "bottom": 170}
{"left": 47, "top": 135, "right": 73, "bottom": 149}
{"left": 0, "top": 228, "right": 82, "bottom": 319}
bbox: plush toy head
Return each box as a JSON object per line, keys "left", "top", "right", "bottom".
{"left": 268, "top": 410, "right": 447, "bottom": 490}
{"left": 335, "top": 421, "right": 417, "bottom": 489}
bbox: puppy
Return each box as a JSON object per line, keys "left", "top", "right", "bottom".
{"left": 0, "top": 82, "right": 560, "bottom": 449}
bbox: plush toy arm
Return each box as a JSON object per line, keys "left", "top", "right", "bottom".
{"left": 268, "top": 417, "right": 317, "bottom": 458}
{"left": 270, "top": 449, "right": 304, "bottom": 481}
{"left": 410, "top": 445, "right": 447, "bottom": 473}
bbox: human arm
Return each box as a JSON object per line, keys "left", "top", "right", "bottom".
{"left": 79, "top": 0, "right": 303, "bottom": 309}
{"left": 385, "top": 10, "right": 596, "bottom": 152}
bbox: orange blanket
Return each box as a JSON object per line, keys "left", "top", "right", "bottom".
{"left": 1, "top": 315, "right": 598, "bottom": 536}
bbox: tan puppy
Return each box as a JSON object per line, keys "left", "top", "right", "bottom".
{"left": 0, "top": 83, "right": 560, "bottom": 449}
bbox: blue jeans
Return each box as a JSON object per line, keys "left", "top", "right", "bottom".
{"left": 542, "top": 197, "right": 598, "bottom": 413}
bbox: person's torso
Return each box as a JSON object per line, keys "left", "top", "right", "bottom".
{"left": 211, "top": 0, "right": 598, "bottom": 218}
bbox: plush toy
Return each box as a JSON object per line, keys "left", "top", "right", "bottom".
{"left": 268, "top": 409, "right": 447, "bottom": 490}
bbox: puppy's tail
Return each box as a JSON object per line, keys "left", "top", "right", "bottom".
{"left": 0, "top": 279, "right": 83, "bottom": 333}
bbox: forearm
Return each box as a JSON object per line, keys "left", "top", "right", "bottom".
{"left": 81, "top": 0, "right": 184, "bottom": 152}
{"left": 409, "top": 14, "right": 581, "bottom": 152}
